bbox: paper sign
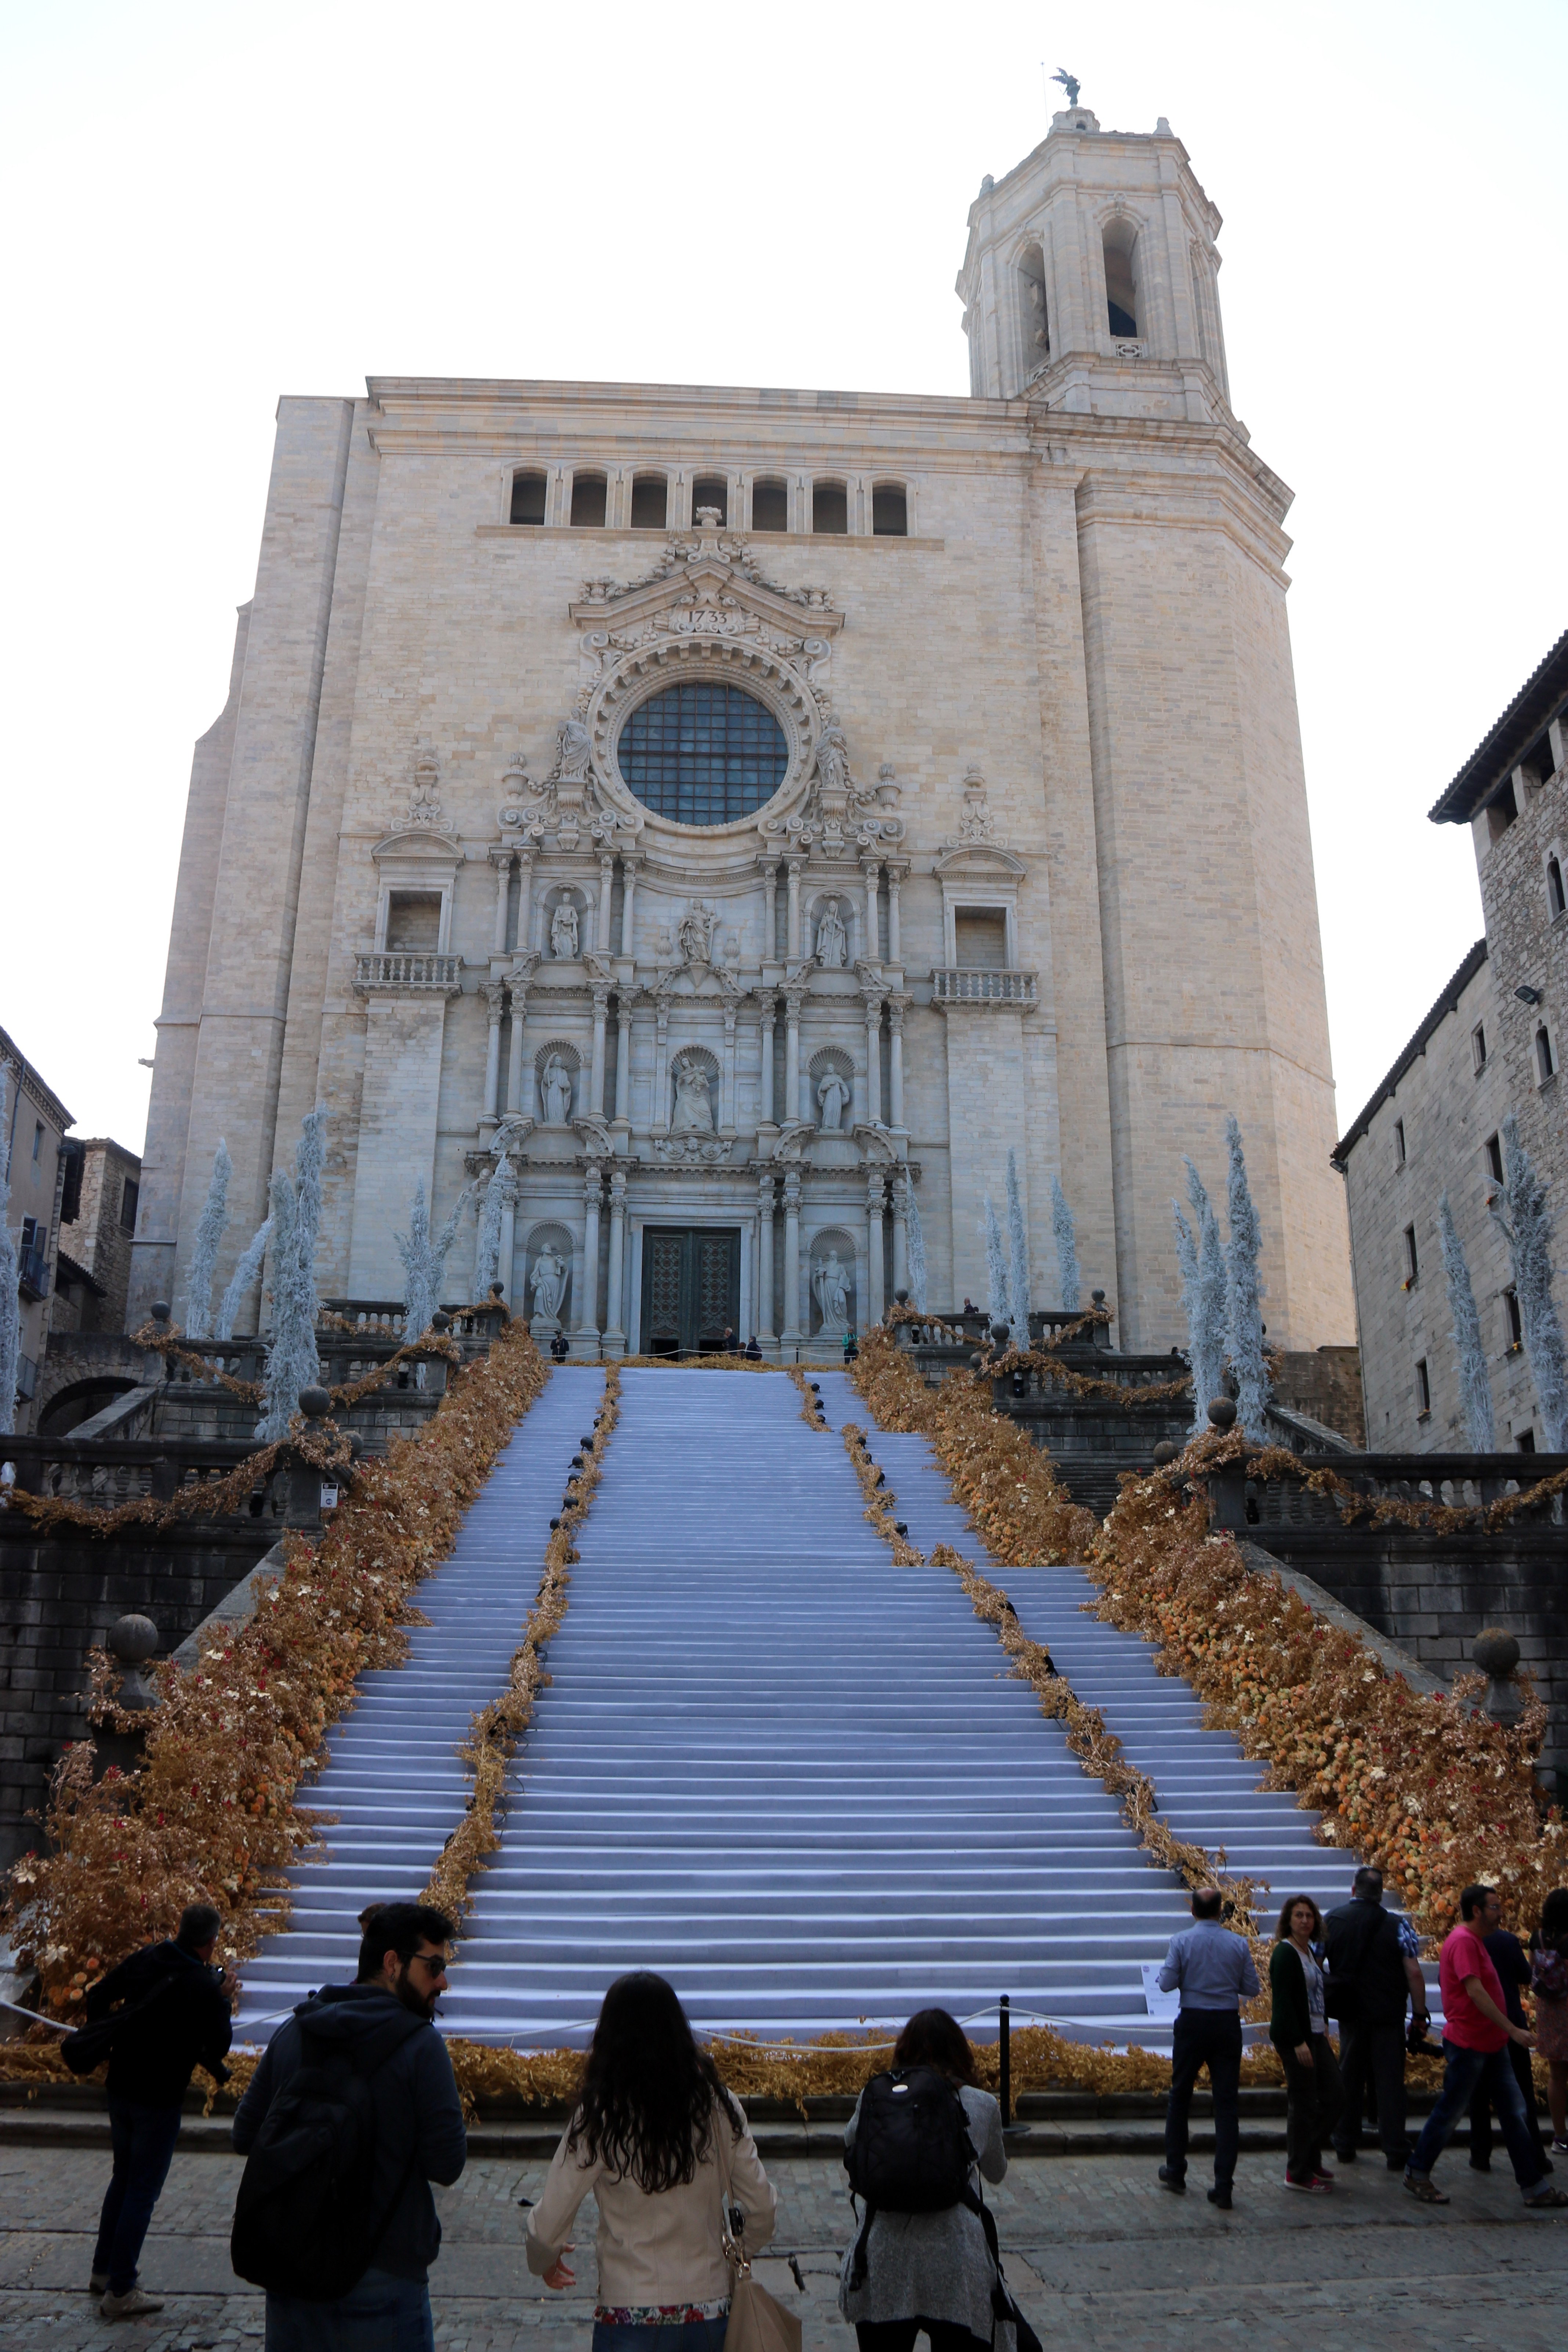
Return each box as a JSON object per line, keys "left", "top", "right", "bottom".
{"left": 1141, "top": 1963, "right": 1180, "bottom": 2021}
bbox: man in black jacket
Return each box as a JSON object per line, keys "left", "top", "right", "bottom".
{"left": 87, "top": 1901, "right": 236, "bottom": 2319}
{"left": 1328, "top": 1866, "right": 1424, "bottom": 2168}
{"left": 232, "top": 1901, "right": 466, "bottom": 2348}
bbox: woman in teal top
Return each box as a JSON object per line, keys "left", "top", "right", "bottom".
{"left": 1269, "top": 1894, "right": 1345, "bottom": 2192}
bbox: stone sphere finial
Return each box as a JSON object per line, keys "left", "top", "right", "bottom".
{"left": 489, "top": 1280, "right": 506, "bottom": 1298}
{"left": 431, "top": 1309, "right": 453, "bottom": 1332}
{"left": 298, "top": 1386, "right": 332, "bottom": 1420}
{"left": 1152, "top": 1441, "right": 1179, "bottom": 1466}
{"left": 1091, "top": 1289, "right": 1106, "bottom": 1307}
{"left": 990, "top": 1323, "right": 1010, "bottom": 1349}
{"left": 894, "top": 1289, "right": 910, "bottom": 1306}
{"left": 1473, "top": 1627, "right": 1521, "bottom": 1679}
{"left": 1207, "top": 1397, "right": 1237, "bottom": 1430}
{"left": 150, "top": 1302, "right": 171, "bottom": 1324}
{"left": 108, "top": 1614, "right": 158, "bottom": 1665}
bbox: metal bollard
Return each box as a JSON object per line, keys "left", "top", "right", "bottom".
{"left": 999, "top": 1993, "right": 1010, "bottom": 2124}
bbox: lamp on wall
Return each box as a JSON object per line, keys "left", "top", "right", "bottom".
{"left": 1515, "top": 985, "right": 1543, "bottom": 1004}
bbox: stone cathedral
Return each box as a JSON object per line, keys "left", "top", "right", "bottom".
{"left": 132, "top": 102, "right": 1354, "bottom": 1360}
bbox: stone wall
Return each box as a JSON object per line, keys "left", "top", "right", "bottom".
{"left": 1273, "top": 1347, "right": 1365, "bottom": 1448}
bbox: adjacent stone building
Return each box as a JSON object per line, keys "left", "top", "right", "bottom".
{"left": 132, "top": 105, "right": 1354, "bottom": 1359}
{"left": 1, "top": 1027, "right": 73, "bottom": 1432}
{"left": 1335, "top": 629, "right": 1568, "bottom": 1450}
{"left": 51, "top": 1137, "right": 142, "bottom": 1336}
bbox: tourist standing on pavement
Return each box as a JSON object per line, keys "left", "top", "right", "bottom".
{"left": 1269, "top": 1894, "right": 1344, "bottom": 2193}
{"left": 231, "top": 1901, "right": 466, "bottom": 2348}
{"left": 80, "top": 1902, "right": 236, "bottom": 2321}
{"left": 839, "top": 2006, "right": 1013, "bottom": 2352}
{"left": 1326, "top": 1865, "right": 1424, "bottom": 2170}
{"left": 527, "top": 1971, "right": 777, "bottom": 2352}
{"left": 1157, "top": 1886, "right": 1260, "bottom": 2209}
{"left": 1404, "top": 1885, "right": 1568, "bottom": 2209}
{"left": 1466, "top": 1884, "right": 1551, "bottom": 2173}
{"left": 1532, "top": 1887, "right": 1568, "bottom": 2157}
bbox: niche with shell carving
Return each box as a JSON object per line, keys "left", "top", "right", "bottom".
{"left": 534, "top": 1039, "right": 581, "bottom": 1125}
{"left": 521, "top": 1221, "right": 574, "bottom": 1328}
{"left": 806, "top": 1226, "right": 858, "bottom": 1335}
{"left": 668, "top": 1044, "right": 721, "bottom": 1136}
{"left": 807, "top": 1045, "right": 854, "bottom": 1133}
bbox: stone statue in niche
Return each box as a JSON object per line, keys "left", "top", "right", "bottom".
{"left": 816, "top": 1065, "right": 851, "bottom": 1132}
{"left": 556, "top": 718, "right": 593, "bottom": 782}
{"left": 815, "top": 719, "right": 850, "bottom": 802}
{"left": 678, "top": 903, "right": 718, "bottom": 964}
{"left": 549, "top": 900, "right": 580, "bottom": 959}
{"left": 529, "top": 1242, "right": 567, "bottom": 1325}
{"left": 813, "top": 1251, "right": 851, "bottom": 1332}
{"left": 540, "top": 1054, "right": 574, "bottom": 1125}
{"left": 670, "top": 1060, "right": 714, "bottom": 1134}
{"left": 814, "top": 898, "right": 847, "bottom": 969}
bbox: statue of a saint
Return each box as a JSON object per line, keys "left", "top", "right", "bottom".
{"left": 529, "top": 1241, "right": 566, "bottom": 1324}
{"left": 678, "top": 903, "right": 717, "bottom": 965}
{"left": 549, "top": 900, "right": 579, "bottom": 959}
{"left": 670, "top": 1060, "right": 714, "bottom": 1133}
{"left": 816, "top": 1065, "right": 851, "bottom": 1132}
{"left": 540, "top": 1053, "right": 573, "bottom": 1125}
{"left": 813, "top": 1251, "right": 851, "bottom": 1333}
{"left": 556, "top": 718, "right": 592, "bottom": 781}
{"left": 814, "top": 898, "right": 847, "bottom": 969}
{"left": 814, "top": 719, "right": 849, "bottom": 802}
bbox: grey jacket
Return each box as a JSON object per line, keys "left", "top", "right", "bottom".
{"left": 232, "top": 1984, "right": 466, "bottom": 2283}
{"left": 838, "top": 2083, "right": 1008, "bottom": 2345}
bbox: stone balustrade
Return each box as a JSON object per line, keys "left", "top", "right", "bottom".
{"left": 352, "top": 950, "right": 463, "bottom": 992}
{"left": 929, "top": 966, "right": 1039, "bottom": 1008}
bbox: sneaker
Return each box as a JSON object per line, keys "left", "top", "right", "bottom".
{"left": 100, "top": 2287, "right": 166, "bottom": 2318}
{"left": 1522, "top": 2186, "right": 1568, "bottom": 2210}
{"left": 1283, "top": 2173, "right": 1329, "bottom": 2193}
{"left": 1552, "top": 2140, "right": 1568, "bottom": 2157}
{"left": 1403, "top": 2171, "right": 1449, "bottom": 2205}
{"left": 1157, "top": 2166, "right": 1186, "bottom": 2193}
{"left": 1310, "top": 2173, "right": 1336, "bottom": 2191}
{"left": 1207, "top": 2185, "right": 1233, "bottom": 2209}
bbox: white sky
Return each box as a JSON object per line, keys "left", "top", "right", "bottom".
{"left": 3, "top": 0, "right": 1564, "bottom": 1154}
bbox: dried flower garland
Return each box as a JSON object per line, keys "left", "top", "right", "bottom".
{"left": 840, "top": 1422, "right": 923, "bottom": 1563}
{"left": 786, "top": 1364, "right": 830, "bottom": 1429}
{"left": 985, "top": 1344, "right": 1194, "bottom": 1410}
{"left": 3, "top": 1322, "right": 553, "bottom": 2018}
{"left": 1230, "top": 1434, "right": 1568, "bottom": 1536}
{"left": 421, "top": 1366, "right": 622, "bottom": 1925}
{"left": 5, "top": 1416, "right": 355, "bottom": 1537}
{"left": 1090, "top": 1443, "right": 1568, "bottom": 1934}
{"left": 128, "top": 1318, "right": 463, "bottom": 1413}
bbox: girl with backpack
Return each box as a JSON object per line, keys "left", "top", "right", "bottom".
{"left": 525, "top": 1972, "right": 779, "bottom": 2352}
{"left": 838, "top": 2008, "right": 1011, "bottom": 2352}
{"left": 1532, "top": 1887, "right": 1568, "bottom": 2156}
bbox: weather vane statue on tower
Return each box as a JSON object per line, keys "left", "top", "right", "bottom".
{"left": 1051, "top": 68, "right": 1081, "bottom": 107}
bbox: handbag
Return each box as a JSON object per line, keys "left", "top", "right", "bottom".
{"left": 715, "top": 2103, "right": 802, "bottom": 2352}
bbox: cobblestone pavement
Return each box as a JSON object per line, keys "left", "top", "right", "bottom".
{"left": 3, "top": 2141, "right": 1567, "bottom": 2352}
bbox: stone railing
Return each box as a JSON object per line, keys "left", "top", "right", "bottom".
{"left": 1209, "top": 1450, "right": 1568, "bottom": 1534}
{"left": 2, "top": 1435, "right": 293, "bottom": 1521}
{"left": 353, "top": 951, "right": 463, "bottom": 992}
{"left": 929, "top": 967, "right": 1039, "bottom": 1009}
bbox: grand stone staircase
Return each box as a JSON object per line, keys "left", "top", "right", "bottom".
{"left": 238, "top": 1360, "right": 1373, "bottom": 2048}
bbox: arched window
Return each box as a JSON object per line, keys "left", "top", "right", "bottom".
{"left": 812, "top": 480, "right": 848, "bottom": 535}
{"left": 510, "top": 469, "right": 547, "bottom": 525}
{"left": 1536, "top": 1024, "right": 1556, "bottom": 1084}
{"left": 570, "top": 472, "right": 607, "bottom": 527}
{"left": 631, "top": 473, "right": 667, "bottom": 529}
{"left": 871, "top": 483, "right": 907, "bottom": 537}
{"left": 1017, "top": 244, "right": 1049, "bottom": 368}
{"left": 618, "top": 682, "right": 788, "bottom": 825}
{"left": 1103, "top": 222, "right": 1140, "bottom": 338}
{"left": 692, "top": 474, "right": 728, "bottom": 525}
{"left": 1548, "top": 853, "right": 1565, "bottom": 917}
{"left": 750, "top": 478, "right": 788, "bottom": 533}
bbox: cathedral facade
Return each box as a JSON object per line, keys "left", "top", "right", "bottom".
{"left": 131, "top": 104, "right": 1354, "bottom": 1357}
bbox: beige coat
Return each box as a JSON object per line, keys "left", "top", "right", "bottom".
{"left": 525, "top": 2093, "right": 777, "bottom": 2309}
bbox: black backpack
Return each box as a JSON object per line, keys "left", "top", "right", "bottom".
{"left": 844, "top": 2067, "right": 979, "bottom": 2288}
{"left": 230, "top": 2014, "right": 424, "bottom": 2301}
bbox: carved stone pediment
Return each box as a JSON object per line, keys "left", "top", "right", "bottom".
{"left": 649, "top": 954, "right": 745, "bottom": 1004}
{"left": 569, "top": 527, "right": 844, "bottom": 643}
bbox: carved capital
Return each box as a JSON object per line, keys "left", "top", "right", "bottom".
{"left": 609, "top": 1167, "right": 628, "bottom": 1208}
{"left": 484, "top": 979, "right": 509, "bottom": 1021}
{"left": 488, "top": 843, "right": 515, "bottom": 874}
{"left": 866, "top": 1170, "right": 889, "bottom": 1208}
{"left": 591, "top": 985, "right": 613, "bottom": 1019}
{"left": 886, "top": 991, "right": 912, "bottom": 1033}
{"left": 783, "top": 1170, "right": 802, "bottom": 1212}
{"left": 757, "top": 1171, "right": 777, "bottom": 1209}
{"left": 755, "top": 989, "right": 778, "bottom": 1028}
{"left": 782, "top": 985, "right": 808, "bottom": 1022}
{"left": 584, "top": 1164, "right": 605, "bottom": 1208}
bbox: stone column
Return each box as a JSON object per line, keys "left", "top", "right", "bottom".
{"left": 721, "top": 1004, "right": 737, "bottom": 1131}
{"left": 498, "top": 1187, "right": 517, "bottom": 1310}
{"left": 758, "top": 991, "right": 777, "bottom": 1127}
{"left": 784, "top": 987, "right": 803, "bottom": 1122}
{"left": 891, "top": 1172, "right": 910, "bottom": 1298}
{"left": 598, "top": 854, "right": 616, "bottom": 954}
{"left": 786, "top": 858, "right": 805, "bottom": 961}
{"left": 517, "top": 846, "right": 537, "bottom": 955}
{"left": 604, "top": 1167, "right": 627, "bottom": 1352}
{"left": 653, "top": 1003, "right": 671, "bottom": 1133}
{"left": 490, "top": 847, "right": 514, "bottom": 956}
{"left": 576, "top": 1164, "right": 603, "bottom": 1342}
{"left": 589, "top": 986, "right": 610, "bottom": 1119}
{"left": 505, "top": 973, "right": 531, "bottom": 1117}
{"left": 886, "top": 865, "right": 904, "bottom": 964}
{"left": 482, "top": 980, "right": 507, "bottom": 1121}
{"left": 781, "top": 1169, "right": 803, "bottom": 1347}
{"left": 887, "top": 992, "right": 909, "bottom": 1128}
{"left": 863, "top": 992, "right": 884, "bottom": 1125}
{"left": 865, "top": 1172, "right": 886, "bottom": 1325}
{"left": 860, "top": 855, "right": 882, "bottom": 962}
{"left": 613, "top": 995, "right": 634, "bottom": 1124}
{"left": 756, "top": 1171, "right": 776, "bottom": 1344}
{"left": 620, "top": 854, "right": 640, "bottom": 957}
{"left": 759, "top": 859, "right": 780, "bottom": 961}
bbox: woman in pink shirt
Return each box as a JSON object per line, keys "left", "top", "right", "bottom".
{"left": 1404, "top": 1885, "right": 1568, "bottom": 2207}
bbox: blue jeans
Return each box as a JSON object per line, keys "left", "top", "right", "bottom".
{"left": 1408, "top": 2039, "right": 1547, "bottom": 2192}
{"left": 264, "top": 2268, "right": 434, "bottom": 2351}
{"left": 592, "top": 2322, "right": 729, "bottom": 2352}
{"left": 92, "top": 2098, "right": 183, "bottom": 2294}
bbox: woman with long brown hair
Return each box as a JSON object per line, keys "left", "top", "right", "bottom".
{"left": 1269, "top": 1892, "right": 1343, "bottom": 2192}
{"left": 526, "top": 1972, "right": 777, "bottom": 2352}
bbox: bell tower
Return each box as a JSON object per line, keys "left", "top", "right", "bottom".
{"left": 956, "top": 106, "right": 1231, "bottom": 420}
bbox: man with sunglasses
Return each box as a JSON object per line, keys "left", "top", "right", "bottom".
{"left": 232, "top": 1902, "right": 467, "bottom": 2348}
